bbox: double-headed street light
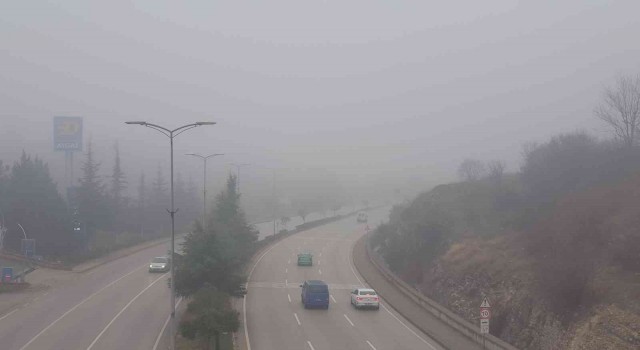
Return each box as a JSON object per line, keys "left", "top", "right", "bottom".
{"left": 125, "top": 121, "right": 215, "bottom": 350}
{"left": 186, "top": 153, "right": 224, "bottom": 230}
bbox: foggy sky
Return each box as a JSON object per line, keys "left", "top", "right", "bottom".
{"left": 2, "top": 1, "right": 640, "bottom": 201}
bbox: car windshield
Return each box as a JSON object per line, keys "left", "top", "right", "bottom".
{"left": 152, "top": 257, "right": 167, "bottom": 263}
{"left": 360, "top": 291, "right": 376, "bottom": 296}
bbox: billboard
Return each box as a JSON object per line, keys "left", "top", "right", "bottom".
{"left": 53, "top": 116, "right": 83, "bottom": 151}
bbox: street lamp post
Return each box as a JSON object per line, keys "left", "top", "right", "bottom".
{"left": 125, "top": 121, "right": 215, "bottom": 350}
{"left": 186, "top": 153, "right": 224, "bottom": 231}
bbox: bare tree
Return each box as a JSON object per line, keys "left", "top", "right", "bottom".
{"left": 457, "top": 158, "right": 485, "bottom": 182}
{"left": 595, "top": 74, "right": 640, "bottom": 147}
{"left": 487, "top": 160, "right": 506, "bottom": 183}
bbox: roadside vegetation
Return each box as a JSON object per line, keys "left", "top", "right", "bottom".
{"left": 175, "top": 174, "right": 257, "bottom": 349}
{"left": 0, "top": 141, "right": 201, "bottom": 264}
{"left": 371, "top": 74, "right": 640, "bottom": 349}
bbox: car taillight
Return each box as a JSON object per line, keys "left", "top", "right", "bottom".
{"left": 373, "top": 297, "right": 379, "bottom": 301}
{"left": 356, "top": 297, "right": 363, "bottom": 301}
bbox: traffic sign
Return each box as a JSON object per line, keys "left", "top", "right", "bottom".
{"left": 480, "top": 307, "right": 491, "bottom": 319}
{"left": 480, "top": 319, "right": 490, "bottom": 334}
{"left": 53, "top": 116, "right": 83, "bottom": 151}
{"left": 480, "top": 297, "right": 491, "bottom": 308}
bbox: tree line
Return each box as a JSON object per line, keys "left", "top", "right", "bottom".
{"left": 372, "top": 72, "right": 640, "bottom": 316}
{"left": 0, "top": 140, "right": 201, "bottom": 260}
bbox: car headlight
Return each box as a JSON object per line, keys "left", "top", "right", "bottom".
{"left": 150, "top": 265, "right": 153, "bottom": 268}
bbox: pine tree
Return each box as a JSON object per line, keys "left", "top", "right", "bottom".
{"left": 5, "top": 152, "right": 71, "bottom": 255}
{"left": 138, "top": 171, "right": 146, "bottom": 238}
{"left": 110, "top": 142, "right": 127, "bottom": 206}
{"left": 78, "top": 139, "right": 111, "bottom": 231}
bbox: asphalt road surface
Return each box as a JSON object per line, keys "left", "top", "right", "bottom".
{"left": 244, "top": 207, "right": 446, "bottom": 350}
{"left": 0, "top": 240, "right": 178, "bottom": 350}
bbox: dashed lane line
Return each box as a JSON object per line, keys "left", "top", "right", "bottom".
{"left": 367, "top": 340, "right": 377, "bottom": 350}
{"left": 344, "top": 314, "right": 355, "bottom": 327}
{"left": 294, "top": 313, "right": 301, "bottom": 326}
{"left": 307, "top": 341, "right": 316, "bottom": 350}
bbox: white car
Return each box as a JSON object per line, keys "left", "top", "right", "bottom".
{"left": 149, "top": 256, "right": 170, "bottom": 273}
{"left": 350, "top": 288, "right": 380, "bottom": 310}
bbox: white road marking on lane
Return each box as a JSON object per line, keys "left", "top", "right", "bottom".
{"left": 288, "top": 259, "right": 291, "bottom": 264}
{"left": 330, "top": 295, "right": 337, "bottom": 303}
{"left": 0, "top": 308, "right": 19, "bottom": 321}
{"left": 86, "top": 273, "right": 167, "bottom": 350}
{"left": 318, "top": 269, "right": 322, "bottom": 275}
{"left": 344, "top": 314, "right": 355, "bottom": 327}
{"left": 367, "top": 340, "right": 377, "bottom": 350}
{"left": 19, "top": 265, "right": 145, "bottom": 350}
{"left": 318, "top": 260, "right": 321, "bottom": 266}
{"left": 294, "top": 313, "right": 301, "bottom": 326}
{"left": 288, "top": 294, "right": 292, "bottom": 303}
{"left": 307, "top": 340, "right": 316, "bottom": 350}
{"left": 152, "top": 298, "right": 183, "bottom": 350}
{"left": 348, "top": 239, "right": 438, "bottom": 350}
{"left": 285, "top": 279, "right": 288, "bottom": 286}
{"left": 319, "top": 253, "right": 322, "bottom": 257}
{"left": 285, "top": 268, "right": 288, "bottom": 274}
{"left": 244, "top": 239, "right": 285, "bottom": 350}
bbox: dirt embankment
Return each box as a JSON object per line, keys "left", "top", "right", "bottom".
{"left": 417, "top": 233, "right": 640, "bottom": 350}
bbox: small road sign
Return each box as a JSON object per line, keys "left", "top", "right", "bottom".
{"left": 480, "top": 297, "right": 491, "bottom": 308}
{"left": 480, "top": 319, "right": 490, "bottom": 334}
{"left": 480, "top": 308, "right": 491, "bottom": 319}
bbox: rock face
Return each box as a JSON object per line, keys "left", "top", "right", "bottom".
{"left": 400, "top": 234, "right": 640, "bottom": 350}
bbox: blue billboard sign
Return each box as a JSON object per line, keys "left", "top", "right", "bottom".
{"left": 53, "top": 116, "right": 83, "bottom": 151}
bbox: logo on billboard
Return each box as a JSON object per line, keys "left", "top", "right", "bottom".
{"left": 54, "top": 117, "right": 83, "bottom": 151}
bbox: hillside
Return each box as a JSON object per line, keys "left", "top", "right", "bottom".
{"left": 372, "top": 135, "right": 640, "bottom": 349}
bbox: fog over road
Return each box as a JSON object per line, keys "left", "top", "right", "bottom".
{"left": 245, "top": 207, "right": 449, "bottom": 350}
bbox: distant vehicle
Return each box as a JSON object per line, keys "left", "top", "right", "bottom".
{"left": 232, "top": 283, "right": 247, "bottom": 297}
{"left": 350, "top": 288, "right": 380, "bottom": 310}
{"left": 357, "top": 212, "right": 368, "bottom": 223}
{"left": 149, "top": 256, "right": 170, "bottom": 273}
{"left": 297, "top": 252, "right": 313, "bottom": 266}
{"left": 300, "top": 280, "right": 330, "bottom": 309}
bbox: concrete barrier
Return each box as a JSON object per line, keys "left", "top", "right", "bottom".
{"left": 362, "top": 234, "right": 518, "bottom": 350}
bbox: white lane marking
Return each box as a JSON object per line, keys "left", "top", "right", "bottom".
{"left": 367, "top": 340, "right": 377, "bottom": 350}
{"left": 244, "top": 239, "right": 284, "bottom": 350}
{"left": 307, "top": 340, "right": 316, "bottom": 350}
{"left": 319, "top": 253, "right": 322, "bottom": 257}
{"left": 294, "top": 313, "right": 301, "bottom": 326}
{"left": 344, "top": 314, "right": 355, "bottom": 327}
{"left": 86, "top": 273, "right": 167, "bottom": 349}
{"left": 285, "top": 279, "right": 288, "bottom": 286}
{"left": 348, "top": 240, "right": 437, "bottom": 350}
{"left": 318, "top": 260, "right": 321, "bottom": 266}
{"left": 287, "top": 294, "right": 292, "bottom": 303}
{"left": 318, "top": 269, "right": 322, "bottom": 275}
{"left": 288, "top": 259, "right": 291, "bottom": 264}
{"left": 19, "top": 265, "right": 145, "bottom": 350}
{"left": 0, "top": 308, "right": 19, "bottom": 321}
{"left": 152, "top": 297, "right": 183, "bottom": 350}
{"left": 285, "top": 268, "right": 288, "bottom": 274}
{"left": 330, "top": 295, "right": 337, "bottom": 303}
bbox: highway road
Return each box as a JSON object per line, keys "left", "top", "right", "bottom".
{"left": 244, "top": 207, "right": 445, "bottom": 350}
{"left": 0, "top": 239, "right": 178, "bottom": 350}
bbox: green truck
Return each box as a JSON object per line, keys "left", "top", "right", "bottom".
{"left": 297, "top": 253, "right": 313, "bottom": 266}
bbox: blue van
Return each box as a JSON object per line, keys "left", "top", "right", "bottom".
{"left": 300, "top": 280, "right": 330, "bottom": 309}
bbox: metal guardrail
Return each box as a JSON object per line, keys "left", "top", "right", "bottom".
{"left": 364, "top": 236, "right": 518, "bottom": 350}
